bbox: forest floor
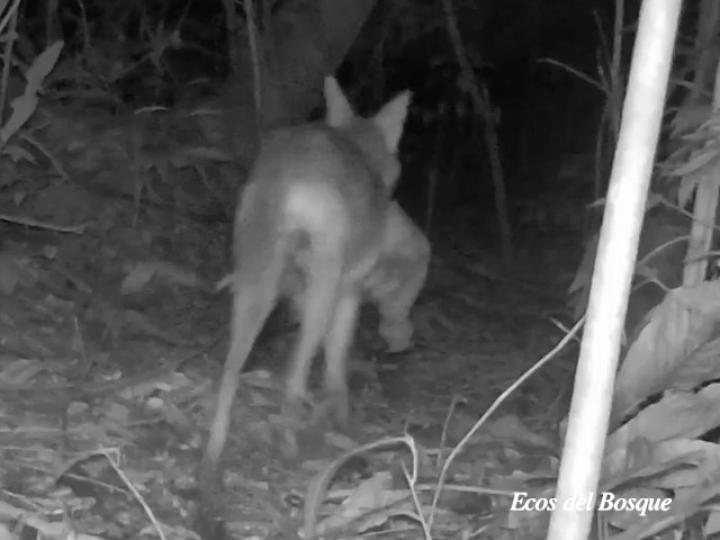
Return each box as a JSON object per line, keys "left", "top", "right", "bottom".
{"left": 0, "top": 106, "right": 583, "bottom": 540}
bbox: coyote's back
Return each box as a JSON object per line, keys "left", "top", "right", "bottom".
{"left": 235, "top": 122, "right": 394, "bottom": 281}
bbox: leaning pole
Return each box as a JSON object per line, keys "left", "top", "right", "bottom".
{"left": 546, "top": 1, "right": 683, "bottom": 539}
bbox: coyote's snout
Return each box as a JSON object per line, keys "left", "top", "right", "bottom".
{"left": 201, "top": 77, "right": 429, "bottom": 485}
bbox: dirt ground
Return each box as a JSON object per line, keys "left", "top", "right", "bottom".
{"left": 0, "top": 110, "right": 582, "bottom": 540}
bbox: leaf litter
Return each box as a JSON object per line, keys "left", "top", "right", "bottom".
{"left": 0, "top": 41, "right": 690, "bottom": 540}
{"left": 0, "top": 178, "right": 573, "bottom": 540}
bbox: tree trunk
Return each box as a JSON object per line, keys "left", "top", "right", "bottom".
{"left": 259, "top": 0, "right": 378, "bottom": 126}
{"left": 216, "top": 0, "right": 378, "bottom": 164}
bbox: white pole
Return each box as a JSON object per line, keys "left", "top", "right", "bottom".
{"left": 546, "top": 0, "right": 683, "bottom": 538}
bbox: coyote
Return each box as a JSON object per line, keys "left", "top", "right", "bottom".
{"left": 201, "top": 77, "right": 429, "bottom": 483}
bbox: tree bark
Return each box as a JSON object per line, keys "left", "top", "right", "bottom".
{"left": 216, "top": 0, "right": 378, "bottom": 164}
{"left": 258, "top": 0, "right": 378, "bottom": 126}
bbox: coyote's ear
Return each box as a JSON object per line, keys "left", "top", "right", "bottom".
{"left": 372, "top": 90, "right": 411, "bottom": 152}
{"left": 324, "top": 76, "right": 356, "bottom": 128}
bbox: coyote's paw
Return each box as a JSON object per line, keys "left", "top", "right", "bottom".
{"left": 306, "top": 388, "right": 350, "bottom": 431}
{"left": 326, "top": 388, "right": 350, "bottom": 428}
{"left": 380, "top": 318, "right": 413, "bottom": 352}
